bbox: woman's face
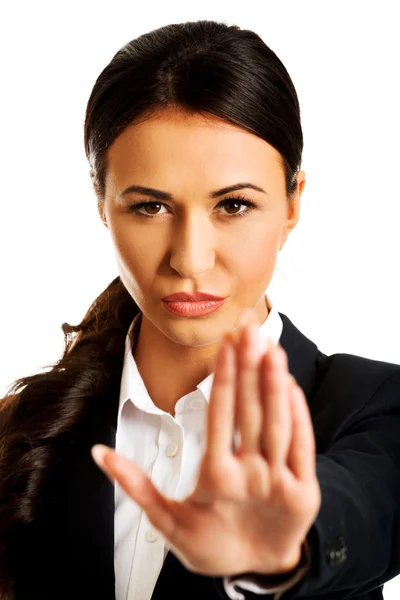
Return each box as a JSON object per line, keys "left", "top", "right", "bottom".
{"left": 100, "top": 108, "right": 305, "bottom": 349}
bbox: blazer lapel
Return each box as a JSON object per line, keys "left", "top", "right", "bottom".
{"left": 278, "top": 312, "right": 324, "bottom": 400}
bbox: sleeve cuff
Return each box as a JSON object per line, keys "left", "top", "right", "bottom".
{"left": 222, "top": 539, "right": 311, "bottom": 600}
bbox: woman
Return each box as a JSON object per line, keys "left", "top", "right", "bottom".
{"left": 1, "top": 19, "right": 400, "bottom": 600}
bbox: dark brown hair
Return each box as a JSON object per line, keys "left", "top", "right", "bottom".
{"left": 0, "top": 19, "right": 303, "bottom": 597}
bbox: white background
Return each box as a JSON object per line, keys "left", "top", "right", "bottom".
{"left": 0, "top": 1, "right": 399, "bottom": 597}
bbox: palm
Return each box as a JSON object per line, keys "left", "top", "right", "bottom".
{"left": 150, "top": 450, "right": 318, "bottom": 576}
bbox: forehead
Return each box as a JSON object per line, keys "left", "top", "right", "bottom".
{"left": 105, "top": 108, "right": 284, "bottom": 192}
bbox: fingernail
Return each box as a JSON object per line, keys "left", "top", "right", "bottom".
{"left": 219, "top": 332, "right": 234, "bottom": 354}
{"left": 224, "top": 331, "right": 235, "bottom": 345}
{"left": 91, "top": 444, "right": 109, "bottom": 468}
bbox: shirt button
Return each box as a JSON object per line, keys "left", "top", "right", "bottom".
{"left": 189, "top": 399, "right": 203, "bottom": 410}
{"left": 166, "top": 442, "right": 179, "bottom": 457}
{"left": 145, "top": 529, "right": 159, "bottom": 543}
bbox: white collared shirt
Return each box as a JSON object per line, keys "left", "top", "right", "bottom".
{"left": 115, "top": 293, "right": 291, "bottom": 600}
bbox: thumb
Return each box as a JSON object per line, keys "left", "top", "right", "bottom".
{"left": 91, "top": 444, "right": 176, "bottom": 537}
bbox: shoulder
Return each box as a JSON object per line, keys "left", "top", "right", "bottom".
{"left": 310, "top": 351, "right": 400, "bottom": 451}
{"left": 317, "top": 352, "right": 400, "bottom": 397}
{"left": 316, "top": 350, "right": 400, "bottom": 392}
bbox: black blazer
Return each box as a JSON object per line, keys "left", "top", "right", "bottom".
{"left": 10, "top": 313, "right": 400, "bottom": 600}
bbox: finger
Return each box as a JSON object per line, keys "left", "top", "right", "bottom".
{"left": 206, "top": 334, "right": 237, "bottom": 459}
{"left": 286, "top": 382, "right": 316, "bottom": 480}
{"left": 236, "top": 323, "right": 264, "bottom": 454}
{"left": 261, "top": 343, "right": 292, "bottom": 466}
{"left": 91, "top": 444, "right": 176, "bottom": 538}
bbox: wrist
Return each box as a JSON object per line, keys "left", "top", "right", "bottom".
{"left": 224, "top": 540, "right": 311, "bottom": 598}
{"left": 248, "top": 540, "right": 308, "bottom": 580}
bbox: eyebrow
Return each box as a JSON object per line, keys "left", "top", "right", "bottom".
{"left": 119, "top": 182, "right": 269, "bottom": 200}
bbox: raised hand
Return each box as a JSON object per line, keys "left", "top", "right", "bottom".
{"left": 91, "top": 309, "right": 321, "bottom": 577}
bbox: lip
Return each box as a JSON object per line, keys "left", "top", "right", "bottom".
{"left": 162, "top": 298, "right": 227, "bottom": 317}
{"left": 162, "top": 292, "right": 227, "bottom": 302}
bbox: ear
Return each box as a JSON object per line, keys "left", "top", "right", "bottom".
{"left": 279, "top": 171, "right": 306, "bottom": 250}
{"left": 90, "top": 168, "right": 108, "bottom": 228}
{"left": 97, "top": 200, "right": 108, "bottom": 228}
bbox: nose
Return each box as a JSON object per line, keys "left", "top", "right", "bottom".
{"left": 168, "top": 212, "right": 215, "bottom": 278}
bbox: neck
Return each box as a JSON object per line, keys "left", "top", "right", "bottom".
{"left": 132, "top": 296, "right": 270, "bottom": 414}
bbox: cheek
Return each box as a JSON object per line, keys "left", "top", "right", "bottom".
{"left": 108, "top": 226, "right": 158, "bottom": 296}
{"left": 110, "top": 222, "right": 159, "bottom": 268}
{"left": 232, "top": 227, "right": 280, "bottom": 279}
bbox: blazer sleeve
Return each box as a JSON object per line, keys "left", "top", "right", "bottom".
{"left": 212, "top": 368, "right": 400, "bottom": 599}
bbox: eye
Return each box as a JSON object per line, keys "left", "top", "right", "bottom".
{"left": 125, "top": 194, "right": 259, "bottom": 220}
